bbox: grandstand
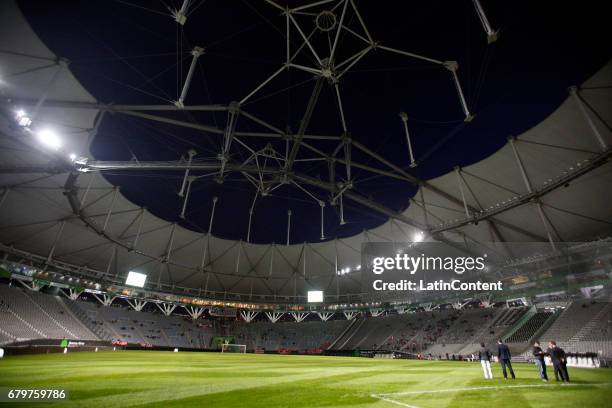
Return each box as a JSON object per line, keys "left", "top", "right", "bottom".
{"left": 0, "top": 0, "right": 611, "bottom": 407}
{"left": 538, "top": 301, "right": 612, "bottom": 357}
{"left": 74, "top": 299, "right": 216, "bottom": 348}
{"left": 2, "top": 279, "right": 611, "bottom": 362}
{"left": 0, "top": 284, "right": 98, "bottom": 343}
{"left": 235, "top": 318, "right": 349, "bottom": 352}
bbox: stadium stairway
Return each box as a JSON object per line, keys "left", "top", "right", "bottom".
{"left": 59, "top": 297, "right": 112, "bottom": 341}
{"left": 453, "top": 309, "right": 519, "bottom": 356}
{"left": 569, "top": 302, "right": 612, "bottom": 342}
{"left": 502, "top": 307, "right": 537, "bottom": 341}
{"left": 516, "top": 301, "right": 612, "bottom": 359}
{"left": 344, "top": 316, "right": 389, "bottom": 349}
{"left": 540, "top": 301, "right": 608, "bottom": 343}
{"left": 329, "top": 317, "right": 362, "bottom": 350}
{"left": 505, "top": 310, "right": 555, "bottom": 343}
{"left": 55, "top": 296, "right": 102, "bottom": 340}
{"left": 0, "top": 284, "right": 102, "bottom": 342}
{"left": 1, "top": 307, "right": 46, "bottom": 340}
{"left": 160, "top": 328, "right": 172, "bottom": 346}
{"left": 0, "top": 325, "right": 17, "bottom": 345}
{"left": 0, "top": 285, "right": 48, "bottom": 340}
{"left": 21, "top": 290, "right": 78, "bottom": 339}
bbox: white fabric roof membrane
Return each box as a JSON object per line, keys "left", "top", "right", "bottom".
{"left": 0, "top": 1, "right": 611, "bottom": 303}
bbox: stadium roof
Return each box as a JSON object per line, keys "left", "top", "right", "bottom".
{"left": 0, "top": 0, "right": 611, "bottom": 303}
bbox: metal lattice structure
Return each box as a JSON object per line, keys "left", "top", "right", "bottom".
{"left": 0, "top": 0, "right": 611, "bottom": 304}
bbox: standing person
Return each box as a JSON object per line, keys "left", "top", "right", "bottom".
{"left": 478, "top": 343, "right": 493, "bottom": 379}
{"left": 532, "top": 341, "right": 548, "bottom": 382}
{"left": 547, "top": 341, "right": 570, "bottom": 382}
{"left": 497, "top": 339, "right": 515, "bottom": 380}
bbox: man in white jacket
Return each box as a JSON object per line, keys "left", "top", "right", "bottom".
{"left": 478, "top": 342, "right": 493, "bottom": 379}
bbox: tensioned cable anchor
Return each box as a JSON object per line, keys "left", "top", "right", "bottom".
{"left": 399, "top": 112, "right": 417, "bottom": 168}
{"left": 444, "top": 61, "right": 474, "bottom": 122}
{"left": 174, "top": 46, "right": 204, "bottom": 109}
{"left": 178, "top": 149, "right": 197, "bottom": 197}
{"left": 339, "top": 193, "right": 346, "bottom": 225}
{"left": 172, "top": 0, "right": 191, "bottom": 26}
{"left": 286, "top": 209, "right": 292, "bottom": 246}
{"left": 179, "top": 176, "right": 195, "bottom": 219}
{"left": 472, "top": 0, "right": 498, "bottom": 43}
{"left": 319, "top": 200, "right": 326, "bottom": 240}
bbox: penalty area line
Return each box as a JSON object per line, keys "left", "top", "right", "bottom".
{"left": 371, "top": 382, "right": 612, "bottom": 408}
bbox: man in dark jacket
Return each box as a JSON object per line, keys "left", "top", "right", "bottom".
{"left": 497, "top": 339, "right": 515, "bottom": 379}
{"left": 533, "top": 341, "right": 548, "bottom": 381}
{"left": 547, "top": 341, "right": 570, "bottom": 382}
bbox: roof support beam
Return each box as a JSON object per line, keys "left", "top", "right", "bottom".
{"left": 287, "top": 12, "right": 323, "bottom": 66}
{"left": 102, "top": 186, "right": 119, "bottom": 232}
{"left": 377, "top": 45, "right": 443, "bottom": 65}
{"left": 472, "top": 0, "right": 498, "bottom": 43}
{"left": 46, "top": 220, "right": 66, "bottom": 264}
{"left": 31, "top": 60, "right": 66, "bottom": 121}
{"left": 329, "top": 0, "right": 349, "bottom": 63}
{"left": 4, "top": 98, "right": 227, "bottom": 112}
{"left": 508, "top": 136, "right": 558, "bottom": 250}
{"left": 349, "top": 0, "right": 373, "bottom": 44}
{"left": 218, "top": 103, "right": 240, "bottom": 181}
{"left": 63, "top": 156, "right": 549, "bottom": 241}
{"left": 118, "top": 110, "right": 223, "bottom": 134}
{"left": 85, "top": 110, "right": 106, "bottom": 155}
{"left": 175, "top": 46, "right": 204, "bottom": 108}
{"left": 240, "top": 65, "right": 287, "bottom": 105}
{"left": 0, "top": 188, "right": 9, "bottom": 211}
{"left": 285, "top": 77, "right": 325, "bottom": 172}
{"left": 569, "top": 86, "right": 608, "bottom": 151}
{"left": 455, "top": 167, "right": 471, "bottom": 219}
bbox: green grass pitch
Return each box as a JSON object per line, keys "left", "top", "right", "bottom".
{"left": 0, "top": 351, "right": 611, "bottom": 407}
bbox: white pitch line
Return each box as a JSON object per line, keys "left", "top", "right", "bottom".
{"left": 373, "top": 395, "right": 420, "bottom": 408}
{"left": 377, "top": 382, "right": 612, "bottom": 396}
{"left": 371, "top": 382, "right": 612, "bottom": 408}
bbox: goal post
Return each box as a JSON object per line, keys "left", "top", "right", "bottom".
{"left": 221, "top": 344, "right": 247, "bottom": 353}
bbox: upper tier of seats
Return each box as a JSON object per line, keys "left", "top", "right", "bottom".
{"left": 234, "top": 319, "right": 350, "bottom": 351}
{"left": 330, "top": 307, "right": 523, "bottom": 354}
{"left": 0, "top": 284, "right": 98, "bottom": 343}
{"left": 75, "top": 300, "right": 216, "bottom": 348}
{"left": 538, "top": 301, "right": 612, "bottom": 357}
{"left": 506, "top": 311, "right": 554, "bottom": 343}
{"left": 541, "top": 301, "right": 608, "bottom": 342}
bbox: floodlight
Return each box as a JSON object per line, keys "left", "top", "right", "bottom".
{"left": 16, "top": 110, "right": 32, "bottom": 127}
{"left": 36, "top": 128, "right": 62, "bottom": 150}
{"left": 69, "top": 153, "right": 77, "bottom": 161}
{"left": 413, "top": 230, "right": 424, "bottom": 242}
{"left": 18, "top": 117, "right": 32, "bottom": 127}
{"left": 125, "top": 271, "right": 147, "bottom": 288}
{"left": 307, "top": 290, "right": 323, "bottom": 303}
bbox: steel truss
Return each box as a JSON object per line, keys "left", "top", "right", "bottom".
{"left": 2, "top": 0, "right": 473, "bottom": 232}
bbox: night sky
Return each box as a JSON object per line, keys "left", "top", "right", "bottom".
{"left": 18, "top": 0, "right": 610, "bottom": 244}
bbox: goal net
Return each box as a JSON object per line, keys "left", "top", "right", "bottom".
{"left": 221, "top": 344, "right": 247, "bottom": 353}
